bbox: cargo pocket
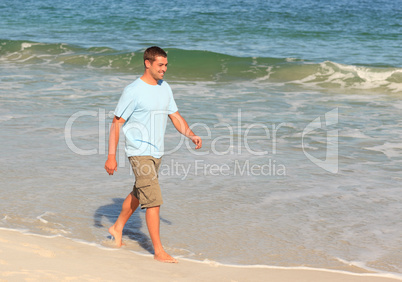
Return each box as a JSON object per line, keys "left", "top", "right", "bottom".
{"left": 134, "top": 178, "right": 156, "bottom": 206}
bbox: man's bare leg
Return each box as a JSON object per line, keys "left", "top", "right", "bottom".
{"left": 146, "top": 206, "right": 178, "bottom": 263}
{"left": 109, "top": 192, "right": 139, "bottom": 247}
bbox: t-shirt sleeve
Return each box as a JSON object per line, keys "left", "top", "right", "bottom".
{"left": 114, "top": 86, "right": 137, "bottom": 120}
{"left": 167, "top": 86, "right": 178, "bottom": 114}
{"left": 168, "top": 96, "right": 178, "bottom": 114}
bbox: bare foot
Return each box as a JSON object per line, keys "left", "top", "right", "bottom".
{"left": 108, "top": 225, "right": 123, "bottom": 247}
{"left": 154, "top": 251, "right": 178, "bottom": 263}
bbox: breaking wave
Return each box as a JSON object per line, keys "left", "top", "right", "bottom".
{"left": 1, "top": 39, "right": 401, "bottom": 93}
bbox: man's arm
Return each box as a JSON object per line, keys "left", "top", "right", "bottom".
{"left": 168, "top": 111, "right": 202, "bottom": 149}
{"left": 104, "top": 116, "right": 126, "bottom": 175}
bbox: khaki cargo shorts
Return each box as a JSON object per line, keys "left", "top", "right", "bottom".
{"left": 129, "top": 156, "right": 163, "bottom": 209}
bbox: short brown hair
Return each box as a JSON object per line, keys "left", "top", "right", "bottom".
{"left": 143, "top": 46, "right": 167, "bottom": 66}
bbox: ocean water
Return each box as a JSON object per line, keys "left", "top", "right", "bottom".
{"left": 1, "top": 0, "right": 402, "bottom": 277}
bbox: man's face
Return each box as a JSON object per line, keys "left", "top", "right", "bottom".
{"left": 146, "top": 56, "right": 168, "bottom": 82}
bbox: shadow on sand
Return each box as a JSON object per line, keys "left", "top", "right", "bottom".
{"left": 94, "top": 198, "right": 172, "bottom": 254}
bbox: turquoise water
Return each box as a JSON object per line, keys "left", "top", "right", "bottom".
{"left": 1, "top": 0, "right": 402, "bottom": 276}
{"left": 1, "top": 0, "right": 401, "bottom": 66}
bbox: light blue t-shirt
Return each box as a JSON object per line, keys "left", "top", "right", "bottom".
{"left": 114, "top": 78, "right": 178, "bottom": 158}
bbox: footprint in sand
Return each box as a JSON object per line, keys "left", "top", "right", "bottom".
{"left": 21, "top": 243, "right": 56, "bottom": 258}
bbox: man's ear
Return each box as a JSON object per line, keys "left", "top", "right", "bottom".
{"left": 144, "top": 59, "right": 151, "bottom": 68}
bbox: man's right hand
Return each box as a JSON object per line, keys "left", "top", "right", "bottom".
{"left": 105, "top": 157, "right": 118, "bottom": 175}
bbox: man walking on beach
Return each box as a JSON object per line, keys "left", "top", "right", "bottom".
{"left": 104, "top": 46, "right": 202, "bottom": 263}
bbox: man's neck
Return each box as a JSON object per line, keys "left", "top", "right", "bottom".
{"left": 140, "top": 73, "right": 158, "bottom": 85}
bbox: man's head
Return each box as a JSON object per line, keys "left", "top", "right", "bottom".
{"left": 143, "top": 46, "right": 167, "bottom": 67}
{"left": 143, "top": 46, "right": 168, "bottom": 83}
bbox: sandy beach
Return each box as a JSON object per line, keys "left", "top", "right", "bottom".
{"left": 0, "top": 229, "right": 400, "bottom": 282}
{"left": 2, "top": 0, "right": 402, "bottom": 279}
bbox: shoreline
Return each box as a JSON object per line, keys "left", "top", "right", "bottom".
{"left": 0, "top": 228, "right": 400, "bottom": 282}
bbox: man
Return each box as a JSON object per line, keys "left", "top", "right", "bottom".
{"left": 104, "top": 46, "right": 202, "bottom": 263}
